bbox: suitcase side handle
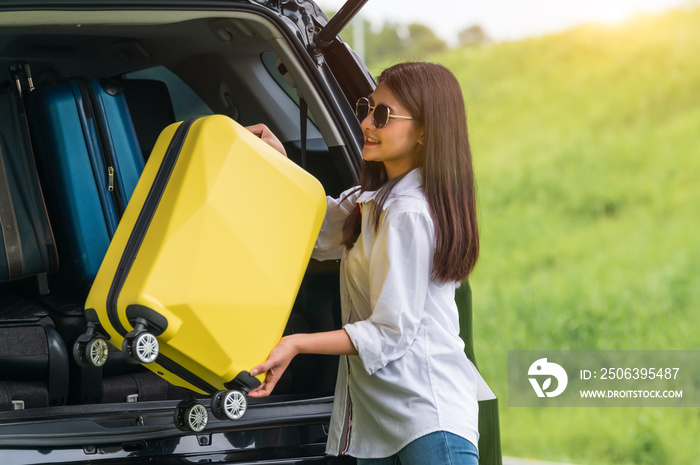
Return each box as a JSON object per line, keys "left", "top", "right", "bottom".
{"left": 225, "top": 371, "right": 262, "bottom": 394}
{"left": 125, "top": 304, "right": 168, "bottom": 336}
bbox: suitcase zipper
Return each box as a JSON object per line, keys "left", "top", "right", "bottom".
{"left": 75, "top": 79, "right": 125, "bottom": 220}
{"left": 0, "top": 144, "right": 24, "bottom": 279}
{"left": 156, "top": 353, "right": 219, "bottom": 394}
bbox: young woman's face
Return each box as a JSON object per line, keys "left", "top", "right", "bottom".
{"left": 360, "top": 82, "right": 423, "bottom": 180}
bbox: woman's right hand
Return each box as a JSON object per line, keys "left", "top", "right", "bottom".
{"left": 248, "top": 330, "right": 356, "bottom": 397}
{"left": 248, "top": 335, "right": 299, "bottom": 397}
{"left": 246, "top": 123, "right": 287, "bottom": 157}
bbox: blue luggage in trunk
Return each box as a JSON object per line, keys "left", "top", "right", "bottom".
{"left": 26, "top": 77, "right": 144, "bottom": 284}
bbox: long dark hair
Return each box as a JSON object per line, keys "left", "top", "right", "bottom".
{"left": 341, "top": 62, "right": 479, "bottom": 282}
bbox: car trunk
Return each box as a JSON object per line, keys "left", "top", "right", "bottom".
{"left": 0, "top": 0, "right": 372, "bottom": 454}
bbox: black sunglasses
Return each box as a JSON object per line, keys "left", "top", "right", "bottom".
{"left": 355, "top": 97, "right": 413, "bottom": 129}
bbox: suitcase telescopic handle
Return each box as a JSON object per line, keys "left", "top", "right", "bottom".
{"left": 9, "top": 61, "right": 34, "bottom": 95}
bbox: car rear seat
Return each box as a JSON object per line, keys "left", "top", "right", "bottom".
{"left": 121, "top": 78, "right": 176, "bottom": 160}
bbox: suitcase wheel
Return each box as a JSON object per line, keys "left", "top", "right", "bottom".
{"left": 211, "top": 390, "right": 247, "bottom": 421}
{"left": 73, "top": 335, "right": 109, "bottom": 368}
{"left": 123, "top": 330, "right": 159, "bottom": 365}
{"left": 174, "top": 398, "right": 209, "bottom": 432}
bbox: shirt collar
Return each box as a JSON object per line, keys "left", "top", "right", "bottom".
{"left": 356, "top": 168, "right": 424, "bottom": 211}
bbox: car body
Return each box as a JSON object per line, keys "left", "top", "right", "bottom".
{"left": 0, "top": 1, "right": 370, "bottom": 463}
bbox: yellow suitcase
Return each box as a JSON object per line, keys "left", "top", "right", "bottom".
{"left": 74, "top": 115, "right": 326, "bottom": 431}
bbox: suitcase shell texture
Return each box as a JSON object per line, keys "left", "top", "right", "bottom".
{"left": 0, "top": 85, "right": 58, "bottom": 282}
{"left": 26, "top": 77, "right": 144, "bottom": 282}
{"left": 85, "top": 115, "right": 327, "bottom": 395}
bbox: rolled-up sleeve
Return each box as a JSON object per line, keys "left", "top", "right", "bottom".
{"left": 312, "top": 189, "right": 359, "bottom": 261}
{"left": 343, "top": 210, "right": 433, "bottom": 375}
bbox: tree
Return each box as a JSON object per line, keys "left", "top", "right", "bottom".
{"left": 406, "top": 23, "right": 449, "bottom": 57}
{"left": 365, "top": 22, "right": 406, "bottom": 66}
{"left": 458, "top": 25, "right": 492, "bottom": 47}
{"left": 339, "top": 18, "right": 450, "bottom": 70}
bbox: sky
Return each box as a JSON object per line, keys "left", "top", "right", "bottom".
{"left": 317, "top": 0, "right": 694, "bottom": 44}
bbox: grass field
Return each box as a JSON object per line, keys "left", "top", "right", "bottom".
{"left": 370, "top": 5, "right": 700, "bottom": 465}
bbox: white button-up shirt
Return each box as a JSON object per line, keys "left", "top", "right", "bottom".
{"left": 312, "top": 169, "right": 480, "bottom": 459}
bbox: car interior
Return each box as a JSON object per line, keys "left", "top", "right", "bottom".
{"left": 0, "top": 8, "right": 360, "bottom": 414}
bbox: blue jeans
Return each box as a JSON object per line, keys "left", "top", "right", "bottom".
{"left": 356, "top": 431, "right": 479, "bottom": 465}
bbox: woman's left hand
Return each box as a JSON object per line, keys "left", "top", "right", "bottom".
{"left": 248, "top": 336, "right": 299, "bottom": 397}
{"left": 245, "top": 123, "right": 287, "bottom": 157}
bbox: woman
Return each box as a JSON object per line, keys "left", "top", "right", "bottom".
{"left": 248, "top": 62, "right": 480, "bottom": 465}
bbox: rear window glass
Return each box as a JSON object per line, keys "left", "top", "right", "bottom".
{"left": 124, "top": 66, "right": 212, "bottom": 121}
{"left": 261, "top": 51, "right": 316, "bottom": 127}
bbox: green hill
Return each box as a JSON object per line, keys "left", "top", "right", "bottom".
{"left": 372, "top": 6, "right": 700, "bottom": 465}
